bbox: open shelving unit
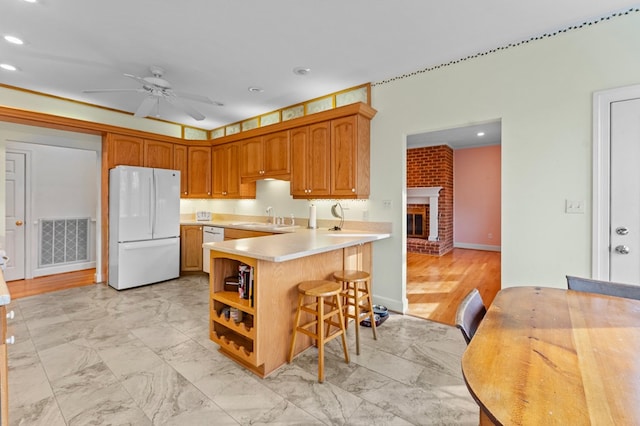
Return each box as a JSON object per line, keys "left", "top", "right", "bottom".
{"left": 209, "top": 252, "right": 261, "bottom": 373}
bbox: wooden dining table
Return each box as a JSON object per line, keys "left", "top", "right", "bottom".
{"left": 461, "top": 286, "right": 640, "bottom": 425}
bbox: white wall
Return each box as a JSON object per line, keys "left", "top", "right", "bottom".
{"left": 370, "top": 11, "right": 640, "bottom": 307}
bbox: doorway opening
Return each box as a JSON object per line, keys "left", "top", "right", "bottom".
{"left": 2, "top": 122, "right": 101, "bottom": 297}
{"left": 405, "top": 121, "right": 502, "bottom": 325}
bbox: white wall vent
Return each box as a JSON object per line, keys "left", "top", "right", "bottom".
{"left": 39, "top": 218, "right": 90, "bottom": 267}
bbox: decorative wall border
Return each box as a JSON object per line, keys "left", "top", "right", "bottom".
{"left": 373, "top": 7, "right": 640, "bottom": 86}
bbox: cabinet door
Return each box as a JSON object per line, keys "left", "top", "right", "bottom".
{"left": 212, "top": 144, "right": 230, "bottom": 197}
{"left": 173, "top": 144, "right": 188, "bottom": 196}
{"left": 144, "top": 140, "right": 173, "bottom": 169}
{"left": 307, "top": 122, "right": 331, "bottom": 197}
{"left": 290, "top": 127, "right": 309, "bottom": 197}
{"left": 187, "top": 146, "right": 212, "bottom": 198}
{"left": 239, "top": 137, "right": 264, "bottom": 178}
{"left": 225, "top": 143, "right": 243, "bottom": 197}
{"left": 263, "top": 131, "right": 290, "bottom": 177}
{"left": 180, "top": 225, "right": 203, "bottom": 271}
{"left": 331, "top": 116, "right": 359, "bottom": 196}
{"left": 107, "top": 134, "right": 144, "bottom": 168}
{"left": 290, "top": 124, "right": 330, "bottom": 198}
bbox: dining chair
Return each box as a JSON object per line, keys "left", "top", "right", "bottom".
{"left": 566, "top": 275, "right": 640, "bottom": 300}
{"left": 455, "top": 288, "right": 487, "bottom": 345}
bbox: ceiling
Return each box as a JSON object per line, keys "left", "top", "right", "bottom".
{"left": 1, "top": 1, "right": 638, "bottom": 131}
{"left": 407, "top": 121, "right": 502, "bottom": 150}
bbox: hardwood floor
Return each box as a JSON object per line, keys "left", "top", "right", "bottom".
{"left": 406, "top": 248, "right": 501, "bottom": 326}
{"left": 7, "top": 269, "right": 96, "bottom": 299}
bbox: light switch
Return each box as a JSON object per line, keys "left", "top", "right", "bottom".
{"left": 565, "top": 199, "right": 585, "bottom": 214}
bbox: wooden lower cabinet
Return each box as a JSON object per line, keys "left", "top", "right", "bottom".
{"left": 209, "top": 245, "right": 371, "bottom": 378}
{"left": 180, "top": 225, "right": 203, "bottom": 272}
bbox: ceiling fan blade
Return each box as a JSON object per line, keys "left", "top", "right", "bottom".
{"left": 134, "top": 96, "right": 158, "bottom": 118}
{"left": 173, "top": 91, "right": 215, "bottom": 105}
{"left": 165, "top": 95, "right": 205, "bottom": 121}
{"left": 124, "top": 73, "right": 150, "bottom": 86}
{"left": 83, "top": 88, "right": 144, "bottom": 93}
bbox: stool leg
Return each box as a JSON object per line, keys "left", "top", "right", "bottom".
{"left": 365, "top": 281, "right": 378, "bottom": 341}
{"left": 288, "top": 293, "right": 304, "bottom": 363}
{"left": 335, "top": 294, "right": 350, "bottom": 364}
{"left": 353, "top": 282, "right": 362, "bottom": 355}
{"left": 317, "top": 295, "right": 325, "bottom": 383}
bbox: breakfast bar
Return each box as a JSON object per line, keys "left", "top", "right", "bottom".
{"left": 204, "top": 229, "right": 390, "bottom": 377}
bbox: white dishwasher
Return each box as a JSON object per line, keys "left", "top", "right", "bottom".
{"left": 202, "top": 226, "right": 224, "bottom": 273}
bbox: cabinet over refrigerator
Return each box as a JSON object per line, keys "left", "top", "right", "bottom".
{"left": 109, "top": 166, "right": 180, "bottom": 290}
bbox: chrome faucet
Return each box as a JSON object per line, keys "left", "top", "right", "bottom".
{"left": 266, "top": 206, "right": 274, "bottom": 224}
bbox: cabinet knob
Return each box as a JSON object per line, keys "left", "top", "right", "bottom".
{"left": 6, "top": 310, "right": 14, "bottom": 320}
{"left": 5, "top": 336, "right": 14, "bottom": 345}
{"left": 351, "top": 188, "right": 356, "bottom": 193}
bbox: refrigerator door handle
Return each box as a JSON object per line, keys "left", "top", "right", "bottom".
{"left": 149, "top": 174, "right": 155, "bottom": 235}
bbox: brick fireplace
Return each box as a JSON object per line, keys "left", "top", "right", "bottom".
{"left": 407, "top": 145, "right": 453, "bottom": 256}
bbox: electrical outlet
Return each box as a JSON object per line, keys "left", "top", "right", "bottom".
{"left": 362, "top": 210, "right": 369, "bottom": 221}
{"left": 383, "top": 200, "right": 392, "bottom": 209}
{"left": 565, "top": 199, "right": 585, "bottom": 214}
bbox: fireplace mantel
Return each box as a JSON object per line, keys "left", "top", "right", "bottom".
{"left": 407, "top": 186, "right": 442, "bottom": 204}
{"left": 407, "top": 187, "right": 442, "bottom": 241}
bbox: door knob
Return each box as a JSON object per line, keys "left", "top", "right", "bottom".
{"left": 615, "top": 245, "right": 630, "bottom": 254}
{"left": 616, "top": 226, "right": 630, "bottom": 235}
{"left": 15, "top": 220, "right": 23, "bottom": 226}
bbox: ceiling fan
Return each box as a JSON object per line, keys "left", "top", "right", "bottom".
{"left": 83, "top": 66, "right": 222, "bottom": 121}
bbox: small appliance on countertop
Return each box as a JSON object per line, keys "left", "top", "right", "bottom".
{"left": 196, "top": 211, "right": 212, "bottom": 221}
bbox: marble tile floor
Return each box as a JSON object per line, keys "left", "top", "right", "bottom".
{"left": 6, "top": 274, "right": 478, "bottom": 425}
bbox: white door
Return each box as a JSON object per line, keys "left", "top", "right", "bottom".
{"left": 5, "top": 152, "right": 26, "bottom": 281}
{"left": 610, "top": 98, "right": 640, "bottom": 284}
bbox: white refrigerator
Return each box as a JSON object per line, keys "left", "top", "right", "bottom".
{"left": 109, "top": 166, "right": 181, "bottom": 290}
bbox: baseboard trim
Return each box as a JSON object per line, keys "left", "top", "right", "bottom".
{"left": 454, "top": 242, "right": 501, "bottom": 252}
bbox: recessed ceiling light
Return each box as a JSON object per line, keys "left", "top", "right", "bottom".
{"left": 4, "top": 35, "right": 24, "bottom": 45}
{"left": 477, "top": 132, "right": 485, "bottom": 137}
{"left": 22, "top": 0, "right": 37, "bottom": 3}
{"left": 248, "top": 86, "right": 263, "bottom": 93}
{"left": 0, "top": 64, "right": 18, "bottom": 71}
{"left": 293, "top": 67, "right": 311, "bottom": 76}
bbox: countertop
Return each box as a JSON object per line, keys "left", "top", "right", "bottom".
{"left": 201, "top": 226, "right": 391, "bottom": 262}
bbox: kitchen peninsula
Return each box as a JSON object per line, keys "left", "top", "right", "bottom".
{"left": 203, "top": 227, "right": 390, "bottom": 377}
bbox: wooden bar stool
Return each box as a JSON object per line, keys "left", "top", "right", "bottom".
{"left": 333, "top": 270, "right": 378, "bottom": 355}
{"left": 288, "top": 280, "right": 350, "bottom": 383}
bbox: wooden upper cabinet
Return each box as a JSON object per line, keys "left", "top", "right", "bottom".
{"left": 213, "top": 143, "right": 256, "bottom": 199}
{"left": 290, "top": 123, "right": 331, "bottom": 198}
{"left": 331, "top": 115, "right": 370, "bottom": 198}
{"left": 144, "top": 139, "right": 173, "bottom": 169}
{"left": 240, "top": 131, "right": 290, "bottom": 182}
{"left": 173, "top": 144, "right": 188, "bottom": 196}
{"left": 186, "top": 146, "right": 212, "bottom": 198}
{"left": 263, "top": 131, "right": 290, "bottom": 178}
{"left": 107, "top": 134, "right": 144, "bottom": 168}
